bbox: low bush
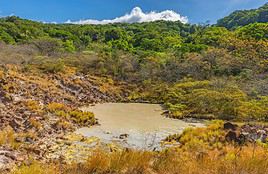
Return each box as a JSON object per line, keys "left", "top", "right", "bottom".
{"left": 47, "top": 102, "right": 96, "bottom": 126}
{"left": 0, "top": 127, "right": 20, "bottom": 149}
{"left": 47, "top": 102, "right": 69, "bottom": 113}
{"left": 133, "top": 79, "right": 268, "bottom": 121}
{"left": 69, "top": 110, "right": 96, "bottom": 126}
{"left": 39, "top": 59, "right": 65, "bottom": 74}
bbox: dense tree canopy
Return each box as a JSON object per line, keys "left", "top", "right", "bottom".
{"left": 0, "top": 3, "right": 267, "bottom": 121}
{"left": 217, "top": 3, "right": 268, "bottom": 29}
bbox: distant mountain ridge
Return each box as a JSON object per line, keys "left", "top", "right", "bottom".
{"left": 217, "top": 3, "right": 268, "bottom": 29}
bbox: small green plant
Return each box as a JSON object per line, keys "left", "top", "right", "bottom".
{"left": 25, "top": 100, "right": 43, "bottom": 113}
{"left": 0, "top": 127, "right": 20, "bottom": 149}
{"left": 47, "top": 102, "right": 69, "bottom": 112}
{"left": 47, "top": 103, "right": 96, "bottom": 126}
{"left": 39, "top": 59, "right": 65, "bottom": 73}
{"left": 69, "top": 110, "right": 96, "bottom": 125}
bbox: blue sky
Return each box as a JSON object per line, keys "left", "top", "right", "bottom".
{"left": 0, "top": 0, "right": 267, "bottom": 24}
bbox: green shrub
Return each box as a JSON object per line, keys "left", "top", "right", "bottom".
{"left": 69, "top": 110, "right": 95, "bottom": 125}
{"left": 39, "top": 59, "right": 65, "bottom": 73}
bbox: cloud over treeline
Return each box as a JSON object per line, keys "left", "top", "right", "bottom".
{"left": 66, "top": 7, "right": 188, "bottom": 25}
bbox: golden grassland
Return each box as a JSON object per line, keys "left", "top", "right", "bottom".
{"left": 11, "top": 143, "right": 268, "bottom": 174}
{"left": 10, "top": 121, "right": 268, "bottom": 174}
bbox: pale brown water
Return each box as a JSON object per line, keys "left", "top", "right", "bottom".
{"left": 77, "top": 103, "right": 203, "bottom": 150}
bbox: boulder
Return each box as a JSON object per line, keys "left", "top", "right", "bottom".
{"left": 119, "top": 134, "right": 129, "bottom": 139}
{"left": 0, "top": 150, "right": 17, "bottom": 172}
{"left": 225, "top": 131, "right": 238, "bottom": 142}
{"left": 224, "top": 122, "right": 238, "bottom": 131}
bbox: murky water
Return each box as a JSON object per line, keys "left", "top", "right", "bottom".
{"left": 77, "top": 103, "right": 204, "bottom": 150}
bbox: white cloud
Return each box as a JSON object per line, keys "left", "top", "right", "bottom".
{"left": 42, "top": 21, "right": 57, "bottom": 24}
{"left": 66, "top": 7, "right": 188, "bottom": 25}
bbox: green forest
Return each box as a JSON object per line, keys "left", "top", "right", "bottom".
{"left": 0, "top": 3, "right": 268, "bottom": 174}
{"left": 1, "top": 4, "right": 267, "bottom": 121}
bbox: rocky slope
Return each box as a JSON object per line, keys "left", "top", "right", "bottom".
{"left": 0, "top": 65, "right": 129, "bottom": 172}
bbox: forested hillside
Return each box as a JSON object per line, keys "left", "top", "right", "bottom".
{"left": 0, "top": 3, "right": 268, "bottom": 173}
{"left": 217, "top": 3, "right": 268, "bottom": 29}
{"left": 0, "top": 5, "right": 267, "bottom": 121}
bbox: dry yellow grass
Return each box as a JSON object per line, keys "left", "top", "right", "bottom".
{"left": 10, "top": 121, "right": 268, "bottom": 174}
{"left": 12, "top": 146, "right": 268, "bottom": 174}
{"left": 0, "top": 127, "right": 18, "bottom": 149}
